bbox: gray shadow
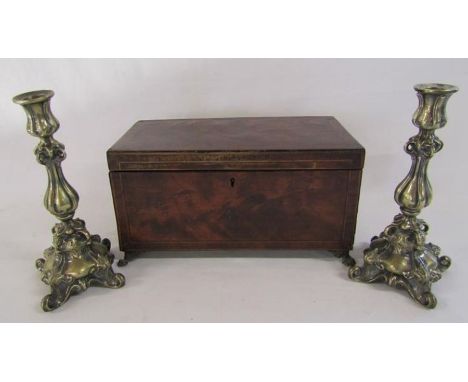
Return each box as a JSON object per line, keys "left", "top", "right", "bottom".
{"left": 129, "top": 249, "right": 336, "bottom": 261}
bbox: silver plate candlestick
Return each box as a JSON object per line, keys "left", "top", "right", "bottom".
{"left": 13, "top": 90, "right": 125, "bottom": 311}
{"left": 349, "top": 83, "right": 458, "bottom": 308}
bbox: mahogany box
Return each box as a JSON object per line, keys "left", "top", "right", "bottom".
{"left": 107, "top": 116, "right": 365, "bottom": 265}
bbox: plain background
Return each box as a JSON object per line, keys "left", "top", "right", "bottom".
{"left": 0, "top": 58, "right": 467, "bottom": 322}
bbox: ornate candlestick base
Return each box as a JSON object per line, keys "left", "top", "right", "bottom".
{"left": 36, "top": 219, "right": 125, "bottom": 311}
{"left": 349, "top": 83, "right": 458, "bottom": 309}
{"left": 349, "top": 214, "right": 450, "bottom": 308}
{"left": 14, "top": 90, "right": 125, "bottom": 311}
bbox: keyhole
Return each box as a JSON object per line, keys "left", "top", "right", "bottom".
{"left": 230, "top": 177, "right": 235, "bottom": 187}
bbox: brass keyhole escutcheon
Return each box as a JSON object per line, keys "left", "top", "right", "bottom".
{"left": 230, "top": 177, "right": 235, "bottom": 187}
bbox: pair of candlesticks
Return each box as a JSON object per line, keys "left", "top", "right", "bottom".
{"left": 13, "top": 83, "right": 458, "bottom": 312}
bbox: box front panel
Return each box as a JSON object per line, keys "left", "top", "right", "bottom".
{"left": 111, "top": 170, "right": 353, "bottom": 250}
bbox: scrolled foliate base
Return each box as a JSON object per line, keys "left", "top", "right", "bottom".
{"left": 35, "top": 218, "right": 125, "bottom": 312}
{"left": 348, "top": 214, "right": 450, "bottom": 309}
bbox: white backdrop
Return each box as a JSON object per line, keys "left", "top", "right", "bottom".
{"left": 0, "top": 58, "right": 467, "bottom": 322}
